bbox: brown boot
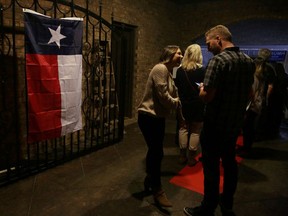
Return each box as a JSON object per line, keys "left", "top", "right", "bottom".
{"left": 153, "top": 189, "right": 172, "bottom": 207}
{"left": 179, "top": 148, "right": 187, "bottom": 164}
{"left": 187, "top": 150, "right": 198, "bottom": 167}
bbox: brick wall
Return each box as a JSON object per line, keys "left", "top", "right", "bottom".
{"left": 110, "top": 0, "right": 179, "bottom": 114}
{"left": 107, "top": 0, "right": 288, "bottom": 118}
{"left": 2, "top": 0, "right": 288, "bottom": 121}
{"left": 177, "top": 0, "right": 288, "bottom": 48}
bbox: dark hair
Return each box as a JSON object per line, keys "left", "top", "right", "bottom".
{"left": 159, "top": 45, "right": 180, "bottom": 64}
{"left": 257, "top": 48, "right": 271, "bottom": 61}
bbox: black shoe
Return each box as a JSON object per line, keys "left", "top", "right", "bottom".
{"left": 187, "top": 158, "right": 198, "bottom": 167}
{"left": 220, "top": 205, "right": 236, "bottom": 216}
{"left": 222, "top": 210, "right": 236, "bottom": 216}
{"left": 183, "top": 206, "right": 214, "bottom": 216}
{"left": 236, "top": 146, "right": 250, "bottom": 158}
{"left": 219, "top": 195, "right": 236, "bottom": 216}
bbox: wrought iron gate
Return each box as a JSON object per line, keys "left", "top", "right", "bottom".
{"left": 0, "top": 0, "right": 123, "bottom": 186}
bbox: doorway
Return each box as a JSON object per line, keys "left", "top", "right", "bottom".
{"left": 111, "top": 21, "right": 136, "bottom": 123}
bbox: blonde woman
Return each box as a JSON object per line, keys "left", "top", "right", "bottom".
{"left": 174, "top": 44, "right": 205, "bottom": 166}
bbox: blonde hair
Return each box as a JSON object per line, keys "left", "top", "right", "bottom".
{"left": 205, "top": 25, "right": 232, "bottom": 41}
{"left": 181, "top": 44, "right": 203, "bottom": 71}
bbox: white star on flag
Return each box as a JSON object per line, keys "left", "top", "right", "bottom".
{"left": 48, "top": 25, "right": 66, "bottom": 48}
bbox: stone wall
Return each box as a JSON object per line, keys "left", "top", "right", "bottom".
{"left": 177, "top": 0, "right": 288, "bottom": 48}
{"left": 2, "top": 0, "right": 288, "bottom": 120}
{"left": 109, "top": 0, "right": 288, "bottom": 118}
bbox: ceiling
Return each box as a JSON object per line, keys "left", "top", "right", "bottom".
{"left": 194, "top": 18, "right": 288, "bottom": 46}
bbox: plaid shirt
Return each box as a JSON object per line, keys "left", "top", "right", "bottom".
{"left": 203, "top": 47, "right": 255, "bottom": 135}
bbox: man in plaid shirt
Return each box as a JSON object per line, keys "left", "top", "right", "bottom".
{"left": 184, "top": 25, "right": 255, "bottom": 216}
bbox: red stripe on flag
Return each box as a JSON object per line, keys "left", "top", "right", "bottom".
{"left": 26, "top": 54, "right": 62, "bottom": 143}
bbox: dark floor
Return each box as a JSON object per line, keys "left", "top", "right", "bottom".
{"left": 0, "top": 118, "right": 288, "bottom": 216}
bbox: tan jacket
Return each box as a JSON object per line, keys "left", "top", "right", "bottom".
{"left": 137, "top": 63, "right": 179, "bottom": 118}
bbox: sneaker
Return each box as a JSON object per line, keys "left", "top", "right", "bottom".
{"left": 183, "top": 206, "right": 214, "bottom": 216}
{"left": 183, "top": 207, "right": 194, "bottom": 216}
{"left": 153, "top": 190, "right": 172, "bottom": 207}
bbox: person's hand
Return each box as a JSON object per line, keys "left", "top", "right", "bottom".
{"left": 174, "top": 98, "right": 179, "bottom": 107}
{"left": 177, "top": 101, "right": 185, "bottom": 123}
{"left": 198, "top": 82, "right": 204, "bottom": 90}
{"left": 178, "top": 99, "right": 182, "bottom": 109}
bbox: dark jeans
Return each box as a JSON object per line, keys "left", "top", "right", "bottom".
{"left": 138, "top": 113, "right": 165, "bottom": 191}
{"left": 200, "top": 126, "right": 239, "bottom": 211}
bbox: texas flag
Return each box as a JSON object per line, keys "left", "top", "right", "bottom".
{"left": 23, "top": 9, "right": 83, "bottom": 143}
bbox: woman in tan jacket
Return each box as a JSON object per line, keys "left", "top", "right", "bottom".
{"left": 138, "top": 45, "right": 183, "bottom": 208}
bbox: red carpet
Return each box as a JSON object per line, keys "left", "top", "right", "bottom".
{"left": 170, "top": 136, "right": 243, "bottom": 194}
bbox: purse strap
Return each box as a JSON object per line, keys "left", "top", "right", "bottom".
{"left": 184, "top": 70, "right": 197, "bottom": 92}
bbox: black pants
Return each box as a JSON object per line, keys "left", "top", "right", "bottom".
{"left": 200, "top": 126, "right": 239, "bottom": 211}
{"left": 242, "top": 110, "right": 258, "bottom": 150}
{"left": 138, "top": 113, "right": 165, "bottom": 191}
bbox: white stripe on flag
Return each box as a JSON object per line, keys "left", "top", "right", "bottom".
{"left": 58, "top": 54, "right": 82, "bottom": 135}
